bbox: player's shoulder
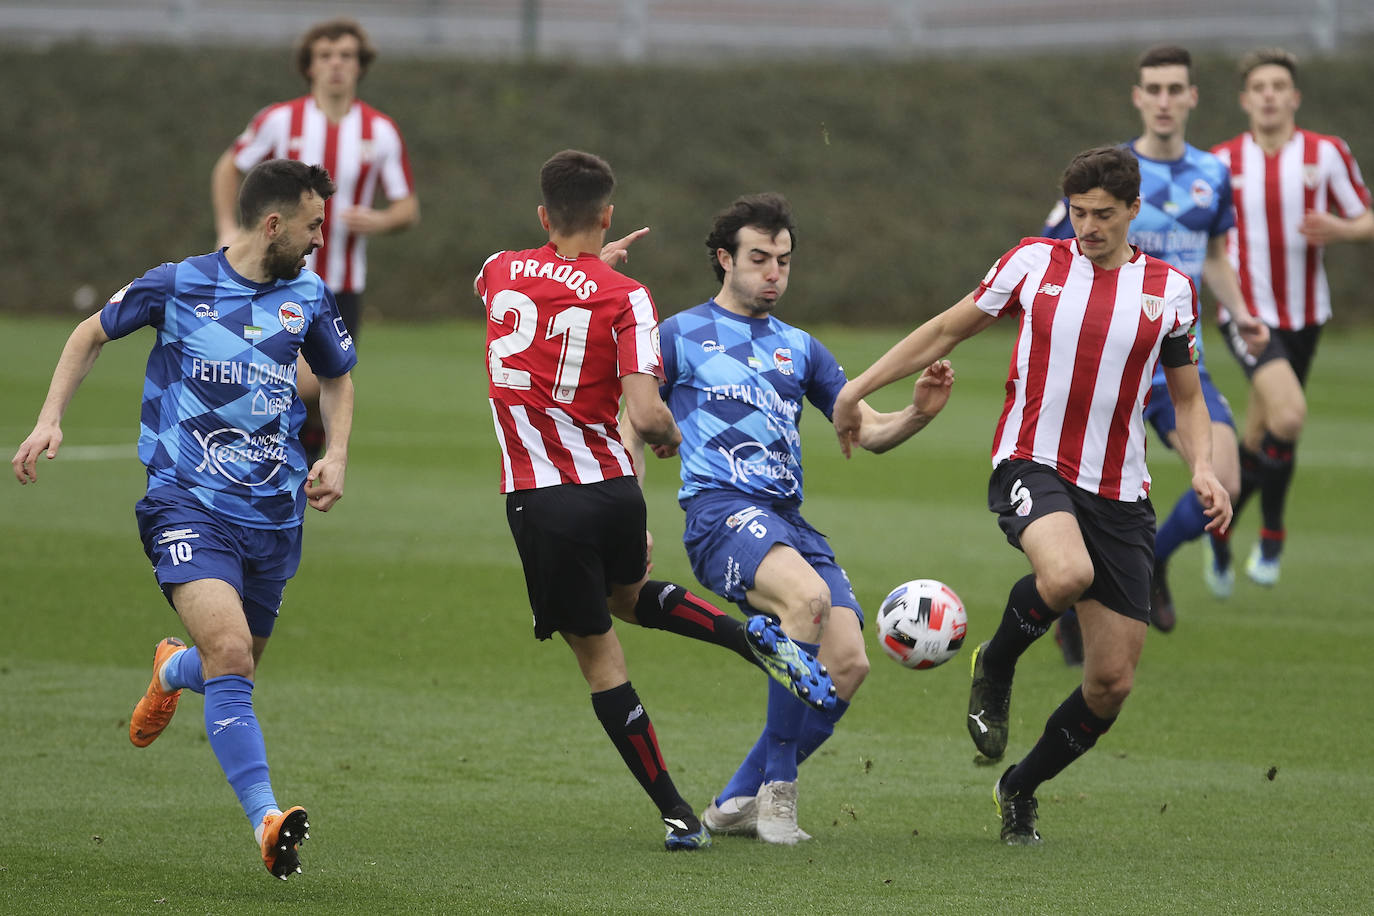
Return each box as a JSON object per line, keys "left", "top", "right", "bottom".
{"left": 1209, "top": 133, "right": 1247, "bottom": 156}
{"left": 659, "top": 300, "right": 716, "bottom": 335}
{"left": 1140, "top": 250, "right": 1195, "bottom": 289}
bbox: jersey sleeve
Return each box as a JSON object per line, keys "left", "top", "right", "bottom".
{"left": 1210, "top": 161, "right": 1238, "bottom": 236}
{"left": 374, "top": 115, "right": 415, "bottom": 202}
{"left": 1327, "top": 137, "right": 1372, "bottom": 218}
{"left": 1160, "top": 272, "right": 1198, "bottom": 367}
{"left": 230, "top": 103, "right": 286, "bottom": 171}
{"left": 99, "top": 264, "right": 173, "bottom": 339}
{"left": 973, "top": 240, "right": 1040, "bottom": 318}
{"left": 300, "top": 286, "right": 359, "bottom": 378}
{"left": 657, "top": 316, "right": 680, "bottom": 398}
{"left": 803, "top": 334, "right": 849, "bottom": 420}
{"left": 616, "top": 286, "right": 664, "bottom": 381}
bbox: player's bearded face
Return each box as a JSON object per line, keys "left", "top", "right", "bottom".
{"left": 265, "top": 235, "right": 311, "bottom": 280}
{"left": 265, "top": 193, "right": 325, "bottom": 281}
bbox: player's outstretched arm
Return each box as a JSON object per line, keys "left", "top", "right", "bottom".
{"left": 1203, "top": 236, "right": 1267, "bottom": 355}
{"left": 210, "top": 148, "right": 246, "bottom": 249}
{"left": 1298, "top": 208, "right": 1374, "bottom": 246}
{"left": 13, "top": 314, "right": 111, "bottom": 485}
{"left": 600, "top": 227, "right": 650, "bottom": 267}
{"left": 852, "top": 359, "right": 955, "bottom": 454}
{"left": 307, "top": 371, "right": 354, "bottom": 512}
{"left": 1164, "top": 362, "right": 1232, "bottom": 534}
{"left": 833, "top": 293, "right": 992, "bottom": 457}
{"left": 621, "top": 372, "right": 680, "bottom": 457}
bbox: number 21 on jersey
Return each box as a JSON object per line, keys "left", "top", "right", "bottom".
{"left": 488, "top": 289, "right": 591, "bottom": 404}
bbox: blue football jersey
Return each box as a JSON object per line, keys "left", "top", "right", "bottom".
{"left": 100, "top": 250, "right": 357, "bottom": 528}
{"left": 659, "top": 300, "right": 847, "bottom": 505}
{"left": 1043, "top": 140, "right": 1233, "bottom": 382}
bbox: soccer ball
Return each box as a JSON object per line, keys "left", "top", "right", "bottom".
{"left": 875, "top": 579, "right": 968, "bottom": 670}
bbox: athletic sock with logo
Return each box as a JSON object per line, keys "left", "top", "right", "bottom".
{"left": 161, "top": 645, "right": 206, "bottom": 694}
{"left": 591, "top": 681, "right": 685, "bottom": 816}
{"left": 1002, "top": 686, "right": 1115, "bottom": 798}
{"left": 203, "top": 674, "right": 279, "bottom": 828}
{"left": 1155, "top": 489, "right": 1209, "bottom": 564}
{"left": 633, "top": 580, "right": 753, "bottom": 663}
{"left": 981, "top": 575, "right": 1059, "bottom": 682}
{"left": 1258, "top": 433, "right": 1295, "bottom": 560}
{"left": 1235, "top": 443, "right": 1264, "bottom": 518}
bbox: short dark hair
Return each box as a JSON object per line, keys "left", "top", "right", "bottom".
{"left": 705, "top": 192, "right": 797, "bottom": 282}
{"left": 295, "top": 17, "right": 377, "bottom": 82}
{"left": 1238, "top": 47, "right": 1298, "bottom": 85}
{"left": 1061, "top": 146, "right": 1141, "bottom": 203}
{"left": 539, "top": 150, "right": 615, "bottom": 234}
{"left": 238, "top": 159, "right": 335, "bottom": 228}
{"left": 1138, "top": 44, "right": 1192, "bottom": 80}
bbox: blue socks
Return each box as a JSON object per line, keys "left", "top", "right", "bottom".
{"left": 161, "top": 645, "right": 206, "bottom": 694}
{"left": 203, "top": 674, "right": 278, "bottom": 828}
{"left": 1155, "top": 489, "right": 1210, "bottom": 564}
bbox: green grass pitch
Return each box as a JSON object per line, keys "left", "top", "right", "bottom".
{"left": 2, "top": 315, "right": 1371, "bottom": 914}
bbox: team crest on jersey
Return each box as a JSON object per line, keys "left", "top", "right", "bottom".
{"left": 1190, "top": 179, "right": 1214, "bottom": 208}
{"left": 773, "top": 348, "right": 794, "bottom": 375}
{"left": 109, "top": 282, "right": 132, "bottom": 305}
{"left": 1141, "top": 294, "right": 1165, "bottom": 321}
{"left": 278, "top": 302, "right": 306, "bottom": 334}
{"left": 1303, "top": 165, "right": 1320, "bottom": 189}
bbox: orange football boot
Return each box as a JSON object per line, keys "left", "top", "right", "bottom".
{"left": 260, "top": 806, "right": 310, "bottom": 879}
{"left": 129, "top": 637, "right": 187, "bottom": 747}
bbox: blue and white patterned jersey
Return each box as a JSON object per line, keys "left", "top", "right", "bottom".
{"left": 659, "top": 300, "right": 847, "bottom": 505}
{"left": 100, "top": 250, "right": 357, "bottom": 529}
{"left": 1044, "top": 140, "right": 1232, "bottom": 383}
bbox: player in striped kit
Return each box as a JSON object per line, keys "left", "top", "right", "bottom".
{"left": 1040, "top": 45, "right": 1267, "bottom": 646}
{"left": 211, "top": 17, "right": 418, "bottom": 459}
{"left": 834, "top": 147, "right": 1232, "bottom": 844}
{"left": 1209, "top": 47, "right": 1373, "bottom": 587}
{"left": 637, "top": 193, "right": 953, "bottom": 844}
{"left": 14, "top": 160, "right": 356, "bottom": 878}
{"left": 476, "top": 151, "right": 836, "bottom": 851}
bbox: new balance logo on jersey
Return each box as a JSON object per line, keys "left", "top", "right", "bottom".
{"left": 625, "top": 704, "right": 645, "bottom": 727}
{"left": 1037, "top": 283, "right": 1063, "bottom": 297}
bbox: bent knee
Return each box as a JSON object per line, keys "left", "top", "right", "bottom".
{"left": 1083, "top": 672, "right": 1134, "bottom": 714}
{"left": 1038, "top": 564, "right": 1094, "bottom": 609}
{"left": 1268, "top": 406, "right": 1306, "bottom": 442}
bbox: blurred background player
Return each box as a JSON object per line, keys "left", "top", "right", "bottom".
{"left": 211, "top": 16, "right": 418, "bottom": 460}
{"left": 13, "top": 159, "right": 356, "bottom": 879}
{"left": 631, "top": 192, "right": 953, "bottom": 843}
{"left": 834, "top": 147, "right": 1230, "bottom": 844}
{"left": 1039, "top": 45, "right": 1267, "bottom": 654}
{"left": 1209, "top": 47, "right": 1373, "bottom": 588}
{"left": 475, "top": 151, "right": 836, "bottom": 851}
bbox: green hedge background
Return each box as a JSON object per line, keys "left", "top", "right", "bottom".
{"left": 3, "top": 42, "right": 1371, "bottom": 325}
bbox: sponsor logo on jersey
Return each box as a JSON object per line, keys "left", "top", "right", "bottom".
{"left": 701, "top": 339, "right": 726, "bottom": 354}
{"left": 1037, "top": 283, "right": 1063, "bottom": 297}
{"left": 251, "top": 387, "right": 294, "bottom": 416}
{"left": 194, "top": 303, "right": 219, "bottom": 320}
{"left": 773, "top": 348, "right": 794, "bottom": 375}
{"left": 278, "top": 301, "right": 306, "bottom": 334}
{"left": 1190, "top": 178, "right": 1214, "bottom": 208}
{"left": 718, "top": 441, "right": 799, "bottom": 495}
{"left": 243, "top": 325, "right": 263, "bottom": 340}
{"left": 1142, "top": 294, "right": 1165, "bottom": 321}
{"left": 193, "top": 427, "right": 288, "bottom": 487}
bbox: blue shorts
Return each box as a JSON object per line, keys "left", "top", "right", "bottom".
{"left": 134, "top": 488, "right": 302, "bottom": 638}
{"left": 682, "top": 489, "right": 862, "bottom": 626}
{"left": 1142, "top": 368, "right": 1234, "bottom": 449}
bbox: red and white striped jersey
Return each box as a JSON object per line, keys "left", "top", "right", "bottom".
{"left": 974, "top": 237, "right": 1197, "bottom": 501}
{"left": 231, "top": 96, "right": 414, "bottom": 294}
{"left": 477, "top": 243, "right": 664, "bottom": 493}
{"left": 1212, "top": 129, "right": 1370, "bottom": 329}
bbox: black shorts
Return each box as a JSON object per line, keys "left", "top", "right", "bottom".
{"left": 1221, "top": 320, "right": 1322, "bottom": 387}
{"left": 505, "top": 476, "right": 648, "bottom": 640}
{"left": 988, "top": 459, "right": 1156, "bottom": 622}
{"left": 335, "top": 292, "right": 362, "bottom": 342}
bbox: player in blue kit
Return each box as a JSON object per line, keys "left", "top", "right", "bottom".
{"left": 627, "top": 193, "right": 953, "bottom": 843}
{"left": 1040, "top": 46, "right": 1267, "bottom": 656}
{"left": 12, "top": 159, "right": 356, "bottom": 880}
